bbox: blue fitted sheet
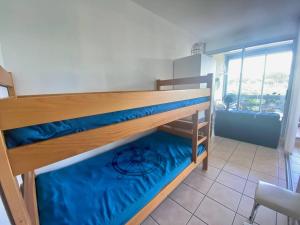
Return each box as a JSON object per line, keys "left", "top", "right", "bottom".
{"left": 36, "top": 131, "right": 205, "bottom": 225}
{"left": 5, "top": 97, "right": 208, "bottom": 148}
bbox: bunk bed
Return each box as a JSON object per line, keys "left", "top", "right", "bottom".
{"left": 0, "top": 65, "right": 213, "bottom": 225}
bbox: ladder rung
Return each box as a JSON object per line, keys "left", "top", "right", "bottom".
{"left": 197, "top": 121, "right": 208, "bottom": 130}
{"left": 158, "top": 125, "right": 192, "bottom": 139}
{"left": 197, "top": 136, "right": 207, "bottom": 145}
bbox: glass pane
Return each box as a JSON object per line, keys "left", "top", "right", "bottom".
{"left": 226, "top": 58, "right": 241, "bottom": 109}
{"left": 261, "top": 51, "right": 292, "bottom": 114}
{"left": 239, "top": 55, "right": 265, "bottom": 111}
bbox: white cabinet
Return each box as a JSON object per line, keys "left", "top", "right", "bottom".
{"left": 173, "top": 54, "right": 216, "bottom": 89}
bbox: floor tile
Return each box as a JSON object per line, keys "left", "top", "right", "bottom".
{"left": 210, "top": 150, "right": 232, "bottom": 160}
{"left": 243, "top": 180, "right": 257, "bottom": 198}
{"left": 207, "top": 182, "right": 241, "bottom": 211}
{"left": 219, "top": 138, "right": 239, "bottom": 149}
{"left": 248, "top": 170, "right": 278, "bottom": 185}
{"left": 254, "top": 206, "right": 276, "bottom": 225}
{"left": 151, "top": 198, "right": 191, "bottom": 225}
{"left": 186, "top": 216, "right": 206, "bottom": 225}
{"left": 236, "top": 142, "right": 257, "bottom": 152}
{"left": 251, "top": 163, "right": 278, "bottom": 177}
{"left": 230, "top": 149, "right": 255, "bottom": 158}
{"left": 232, "top": 214, "right": 258, "bottom": 225}
{"left": 223, "top": 162, "right": 250, "bottom": 179}
{"left": 216, "top": 171, "right": 246, "bottom": 193}
{"left": 277, "top": 213, "right": 288, "bottom": 225}
{"left": 141, "top": 216, "right": 159, "bottom": 225}
{"left": 184, "top": 171, "right": 214, "bottom": 194}
{"left": 237, "top": 195, "right": 254, "bottom": 218}
{"left": 170, "top": 183, "right": 204, "bottom": 213}
{"left": 253, "top": 157, "right": 278, "bottom": 168}
{"left": 208, "top": 156, "right": 226, "bottom": 169}
{"left": 228, "top": 156, "right": 253, "bottom": 168}
{"left": 195, "top": 165, "right": 220, "bottom": 180}
{"left": 195, "top": 197, "right": 235, "bottom": 225}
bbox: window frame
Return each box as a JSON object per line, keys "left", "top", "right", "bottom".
{"left": 223, "top": 41, "right": 294, "bottom": 112}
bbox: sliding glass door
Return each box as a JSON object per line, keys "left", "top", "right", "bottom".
{"left": 224, "top": 41, "right": 293, "bottom": 115}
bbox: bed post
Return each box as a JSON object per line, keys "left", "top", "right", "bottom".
{"left": 192, "top": 111, "right": 200, "bottom": 163}
{"left": 22, "top": 172, "right": 39, "bottom": 225}
{"left": 0, "top": 132, "right": 32, "bottom": 225}
{"left": 7, "top": 72, "right": 16, "bottom": 97}
{"left": 202, "top": 73, "right": 213, "bottom": 170}
{"left": 156, "top": 79, "right": 161, "bottom": 91}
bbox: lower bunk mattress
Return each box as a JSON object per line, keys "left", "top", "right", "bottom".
{"left": 36, "top": 131, "right": 206, "bottom": 225}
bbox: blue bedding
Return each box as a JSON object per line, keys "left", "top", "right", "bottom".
{"left": 5, "top": 97, "right": 208, "bottom": 148}
{"left": 36, "top": 131, "right": 205, "bottom": 225}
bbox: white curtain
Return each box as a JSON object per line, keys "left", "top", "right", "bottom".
{"left": 284, "top": 24, "right": 300, "bottom": 153}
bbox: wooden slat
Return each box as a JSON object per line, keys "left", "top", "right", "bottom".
{"left": 198, "top": 136, "right": 207, "bottom": 145}
{"left": 9, "top": 102, "right": 210, "bottom": 175}
{"left": 22, "top": 172, "right": 39, "bottom": 225}
{"left": 166, "top": 120, "right": 208, "bottom": 130}
{"left": 158, "top": 125, "right": 192, "bottom": 139}
{"left": 157, "top": 74, "right": 213, "bottom": 87}
{"left": 0, "top": 132, "right": 32, "bottom": 225}
{"left": 0, "top": 89, "right": 210, "bottom": 130}
{"left": 127, "top": 151, "right": 207, "bottom": 225}
{"left": 0, "top": 66, "right": 14, "bottom": 87}
{"left": 167, "top": 120, "right": 193, "bottom": 130}
{"left": 198, "top": 121, "right": 208, "bottom": 130}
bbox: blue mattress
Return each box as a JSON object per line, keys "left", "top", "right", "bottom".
{"left": 36, "top": 131, "right": 205, "bottom": 225}
{"left": 5, "top": 97, "right": 208, "bottom": 148}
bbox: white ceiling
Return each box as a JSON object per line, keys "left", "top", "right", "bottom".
{"left": 132, "top": 0, "right": 300, "bottom": 50}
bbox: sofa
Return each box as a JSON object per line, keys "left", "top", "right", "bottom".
{"left": 214, "top": 110, "right": 281, "bottom": 148}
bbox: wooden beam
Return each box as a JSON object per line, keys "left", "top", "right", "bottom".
{"left": 198, "top": 136, "right": 207, "bottom": 146}
{"left": 7, "top": 72, "right": 16, "bottom": 97}
{"left": 0, "top": 89, "right": 210, "bottom": 130}
{"left": 126, "top": 151, "right": 207, "bottom": 225}
{"left": 158, "top": 125, "right": 192, "bottom": 139}
{"left": 157, "top": 74, "right": 213, "bottom": 87}
{"left": 202, "top": 74, "right": 212, "bottom": 170}
{"left": 166, "top": 120, "right": 193, "bottom": 130}
{"left": 192, "top": 111, "right": 200, "bottom": 163}
{"left": 166, "top": 120, "right": 208, "bottom": 130}
{"left": 22, "top": 172, "right": 39, "bottom": 225}
{"left": 0, "top": 132, "right": 31, "bottom": 225}
{"left": 9, "top": 102, "right": 210, "bottom": 175}
{"left": 0, "top": 66, "right": 14, "bottom": 88}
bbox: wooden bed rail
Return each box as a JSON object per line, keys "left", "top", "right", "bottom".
{"left": 0, "top": 88, "right": 209, "bottom": 130}
{"left": 0, "top": 66, "right": 15, "bottom": 96}
{"left": 8, "top": 102, "right": 210, "bottom": 175}
{"left": 156, "top": 73, "right": 213, "bottom": 90}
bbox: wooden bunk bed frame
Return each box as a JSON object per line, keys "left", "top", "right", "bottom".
{"left": 0, "top": 65, "right": 212, "bottom": 225}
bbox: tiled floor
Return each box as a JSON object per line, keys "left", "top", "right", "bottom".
{"left": 141, "top": 136, "right": 288, "bottom": 225}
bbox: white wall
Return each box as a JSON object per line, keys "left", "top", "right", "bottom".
{"left": 284, "top": 23, "right": 300, "bottom": 153}
{"left": 0, "top": 0, "right": 196, "bottom": 95}
{"left": 0, "top": 1, "right": 196, "bottom": 224}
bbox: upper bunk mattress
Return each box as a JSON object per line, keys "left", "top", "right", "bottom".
{"left": 36, "top": 131, "right": 206, "bottom": 225}
{"left": 4, "top": 96, "right": 208, "bottom": 148}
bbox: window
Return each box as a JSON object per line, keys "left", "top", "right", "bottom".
{"left": 224, "top": 40, "right": 293, "bottom": 114}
